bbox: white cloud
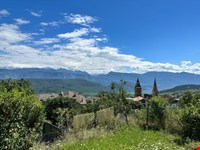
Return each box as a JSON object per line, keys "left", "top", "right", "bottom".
{"left": 0, "top": 9, "right": 9, "bottom": 16}
{"left": 40, "top": 21, "right": 62, "bottom": 27}
{"left": 90, "top": 27, "right": 101, "bottom": 33}
{"left": 34, "top": 38, "right": 59, "bottom": 45}
{"left": 57, "top": 28, "right": 89, "bottom": 39}
{"left": 40, "top": 22, "right": 48, "bottom": 26}
{"left": 30, "top": 11, "right": 41, "bottom": 17}
{"left": 2, "top": 14, "right": 200, "bottom": 74}
{"left": 0, "top": 24, "right": 30, "bottom": 44}
{"left": 14, "top": 18, "right": 30, "bottom": 25}
{"left": 65, "top": 14, "right": 97, "bottom": 26}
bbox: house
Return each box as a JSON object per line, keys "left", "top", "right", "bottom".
{"left": 38, "top": 91, "right": 87, "bottom": 105}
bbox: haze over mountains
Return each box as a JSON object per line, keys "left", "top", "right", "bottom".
{"left": 1, "top": 68, "right": 200, "bottom": 93}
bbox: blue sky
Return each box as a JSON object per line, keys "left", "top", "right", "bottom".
{"left": 1, "top": 0, "right": 200, "bottom": 74}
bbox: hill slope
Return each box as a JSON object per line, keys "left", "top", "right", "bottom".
{"left": 160, "top": 84, "right": 200, "bottom": 94}
{"left": 28, "top": 79, "right": 106, "bottom": 96}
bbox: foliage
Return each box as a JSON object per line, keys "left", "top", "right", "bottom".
{"left": 147, "top": 96, "right": 167, "bottom": 130}
{"left": 97, "top": 80, "right": 131, "bottom": 124}
{"left": 178, "top": 91, "right": 193, "bottom": 107}
{"left": 181, "top": 92, "right": 200, "bottom": 140}
{"left": 44, "top": 97, "right": 83, "bottom": 129}
{"left": 165, "top": 108, "right": 183, "bottom": 134}
{"left": 0, "top": 79, "right": 45, "bottom": 150}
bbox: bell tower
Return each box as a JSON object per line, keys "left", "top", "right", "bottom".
{"left": 152, "top": 78, "right": 159, "bottom": 96}
{"left": 134, "top": 78, "right": 142, "bottom": 97}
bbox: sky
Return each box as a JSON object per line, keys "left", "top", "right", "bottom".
{"left": 1, "top": 0, "right": 200, "bottom": 74}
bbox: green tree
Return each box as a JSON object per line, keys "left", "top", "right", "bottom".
{"left": 178, "top": 91, "right": 193, "bottom": 107}
{"left": 44, "top": 97, "right": 83, "bottom": 129}
{"left": 98, "top": 80, "right": 131, "bottom": 124}
{"left": 0, "top": 79, "right": 45, "bottom": 150}
{"left": 181, "top": 92, "right": 200, "bottom": 140}
{"left": 148, "top": 96, "right": 167, "bottom": 130}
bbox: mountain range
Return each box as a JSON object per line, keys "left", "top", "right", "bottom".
{"left": 1, "top": 68, "right": 200, "bottom": 94}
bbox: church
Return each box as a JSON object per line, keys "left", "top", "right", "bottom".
{"left": 130, "top": 78, "right": 159, "bottom": 103}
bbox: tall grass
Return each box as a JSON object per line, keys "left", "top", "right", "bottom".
{"left": 57, "top": 126, "right": 188, "bottom": 150}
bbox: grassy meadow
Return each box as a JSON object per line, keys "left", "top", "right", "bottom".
{"left": 32, "top": 125, "right": 200, "bottom": 150}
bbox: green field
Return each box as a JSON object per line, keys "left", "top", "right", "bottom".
{"left": 43, "top": 126, "right": 200, "bottom": 150}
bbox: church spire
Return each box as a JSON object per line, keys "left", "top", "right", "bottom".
{"left": 134, "top": 78, "right": 142, "bottom": 97}
{"left": 152, "top": 78, "right": 159, "bottom": 96}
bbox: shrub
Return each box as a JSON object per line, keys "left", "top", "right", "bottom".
{"left": 178, "top": 91, "right": 193, "bottom": 107}
{"left": 44, "top": 97, "right": 83, "bottom": 129}
{"left": 0, "top": 79, "right": 45, "bottom": 150}
{"left": 165, "top": 108, "right": 183, "bottom": 134}
{"left": 147, "top": 96, "right": 167, "bottom": 130}
{"left": 181, "top": 93, "right": 200, "bottom": 140}
{"left": 129, "top": 109, "right": 146, "bottom": 128}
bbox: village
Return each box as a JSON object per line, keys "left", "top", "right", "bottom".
{"left": 37, "top": 78, "right": 181, "bottom": 107}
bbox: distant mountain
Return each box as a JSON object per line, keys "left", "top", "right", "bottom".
{"left": 1, "top": 68, "right": 200, "bottom": 93}
{"left": 0, "top": 68, "right": 92, "bottom": 80}
{"left": 95, "top": 71, "right": 200, "bottom": 93}
{"left": 160, "top": 84, "right": 200, "bottom": 94}
{"left": 28, "top": 78, "right": 106, "bottom": 97}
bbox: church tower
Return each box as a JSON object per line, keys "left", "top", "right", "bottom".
{"left": 152, "top": 78, "right": 159, "bottom": 96}
{"left": 134, "top": 78, "right": 142, "bottom": 97}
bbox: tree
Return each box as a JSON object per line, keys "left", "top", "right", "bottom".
{"left": 178, "top": 91, "right": 193, "bottom": 107}
{"left": 0, "top": 79, "right": 45, "bottom": 150}
{"left": 98, "top": 80, "right": 131, "bottom": 124}
{"left": 181, "top": 92, "right": 200, "bottom": 140}
{"left": 148, "top": 96, "right": 167, "bottom": 130}
{"left": 44, "top": 97, "right": 83, "bottom": 129}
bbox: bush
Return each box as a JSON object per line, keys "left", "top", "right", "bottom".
{"left": 44, "top": 97, "right": 83, "bottom": 129}
{"left": 181, "top": 93, "right": 200, "bottom": 140}
{"left": 147, "top": 96, "right": 167, "bottom": 130}
{"left": 129, "top": 109, "right": 146, "bottom": 128}
{"left": 165, "top": 108, "right": 183, "bottom": 134}
{"left": 178, "top": 91, "right": 193, "bottom": 107}
{"left": 0, "top": 79, "right": 45, "bottom": 150}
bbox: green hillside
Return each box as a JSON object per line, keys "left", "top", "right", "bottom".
{"left": 160, "top": 84, "right": 200, "bottom": 94}
{"left": 28, "top": 78, "right": 106, "bottom": 96}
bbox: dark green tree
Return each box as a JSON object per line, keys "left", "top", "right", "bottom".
{"left": 0, "top": 79, "right": 45, "bottom": 150}
{"left": 44, "top": 97, "right": 83, "bottom": 129}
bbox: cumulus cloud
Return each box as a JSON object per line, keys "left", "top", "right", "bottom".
{"left": 1, "top": 13, "right": 200, "bottom": 74}
{"left": 0, "top": 9, "right": 9, "bottom": 16}
{"left": 65, "top": 14, "right": 97, "bottom": 26}
{"left": 0, "top": 24, "right": 30, "bottom": 43}
{"left": 14, "top": 18, "right": 30, "bottom": 25}
{"left": 57, "top": 28, "right": 89, "bottom": 39}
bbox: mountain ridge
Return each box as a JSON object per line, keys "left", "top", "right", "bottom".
{"left": 1, "top": 68, "right": 200, "bottom": 93}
